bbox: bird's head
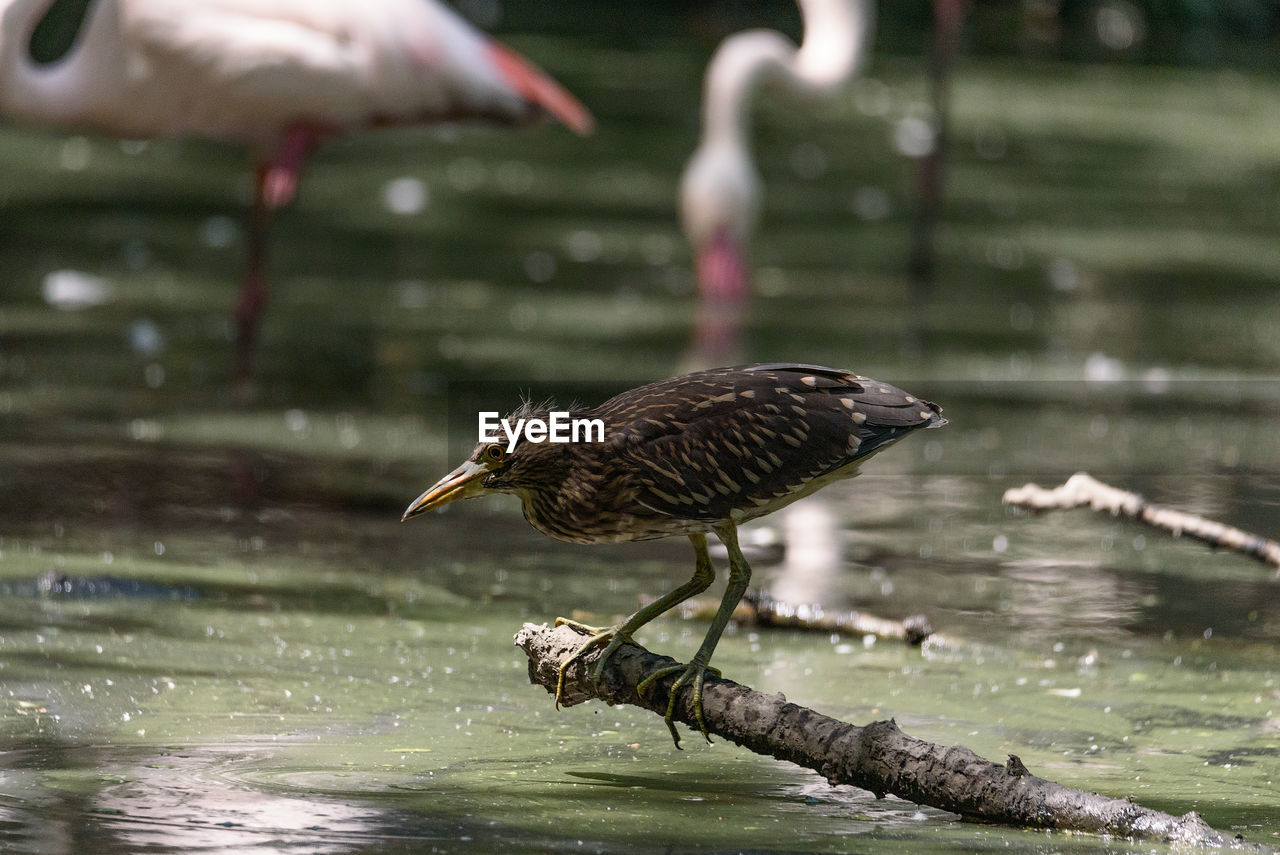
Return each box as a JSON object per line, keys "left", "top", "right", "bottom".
{"left": 401, "top": 418, "right": 569, "bottom": 522}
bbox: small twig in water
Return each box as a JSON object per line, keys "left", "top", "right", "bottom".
{"left": 1004, "top": 472, "right": 1280, "bottom": 575}
{"left": 670, "top": 589, "right": 934, "bottom": 645}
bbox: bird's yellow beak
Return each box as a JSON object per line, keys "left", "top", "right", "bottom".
{"left": 401, "top": 460, "right": 489, "bottom": 521}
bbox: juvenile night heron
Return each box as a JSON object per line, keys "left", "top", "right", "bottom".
{"left": 402, "top": 363, "right": 945, "bottom": 745}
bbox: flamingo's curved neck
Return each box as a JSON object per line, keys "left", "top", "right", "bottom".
{"left": 793, "top": 0, "right": 872, "bottom": 90}
{"left": 698, "top": 0, "right": 871, "bottom": 155}
{"left": 0, "top": 0, "right": 123, "bottom": 124}
{"left": 701, "top": 30, "right": 792, "bottom": 156}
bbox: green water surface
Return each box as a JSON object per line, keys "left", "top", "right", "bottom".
{"left": 1, "top": 15, "right": 1278, "bottom": 855}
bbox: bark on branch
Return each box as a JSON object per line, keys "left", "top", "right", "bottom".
{"left": 1003, "top": 472, "right": 1280, "bottom": 575}
{"left": 516, "top": 622, "right": 1265, "bottom": 850}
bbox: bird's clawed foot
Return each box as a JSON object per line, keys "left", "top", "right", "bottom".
{"left": 636, "top": 658, "right": 720, "bottom": 748}
{"left": 552, "top": 617, "right": 634, "bottom": 707}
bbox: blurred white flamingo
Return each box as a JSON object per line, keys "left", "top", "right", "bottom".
{"left": 679, "top": 0, "right": 872, "bottom": 364}
{"left": 0, "top": 0, "right": 593, "bottom": 378}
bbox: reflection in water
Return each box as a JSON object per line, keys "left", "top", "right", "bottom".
{"left": 41, "top": 269, "right": 116, "bottom": 310}
{"left": 100, "top": 751, "right": 385, "bottom": 854}
{"left": 997, "top": 558, "right": 1138, "bottom": 643}
{"left": 770, "top": 499, "right": 842, "bottom": 606}
{"left": 0, "top": 745, "right": 390, "bottom": 855}
{"left": 679, "top": 296, "right": 747, "bottom": 371}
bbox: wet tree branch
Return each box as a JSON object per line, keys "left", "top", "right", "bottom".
{"left": 516, "top": 622, "right": 1265, "bottom": 850}
{"left": 674, "top": 589, "right": 934, "bottom": 645}
{"left": 1004, "top": 472, "right": 1280, "bottom": 575}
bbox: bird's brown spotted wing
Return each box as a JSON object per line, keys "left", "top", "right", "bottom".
{"left": 593, "top": 364, "right": 943, "bottom": 523}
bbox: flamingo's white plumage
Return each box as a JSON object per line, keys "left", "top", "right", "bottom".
{"left": 679, "top": 0, "right": 872, "bottom": 310}
{"left": 0, "top": 0, "right": 592, "bottom": 376}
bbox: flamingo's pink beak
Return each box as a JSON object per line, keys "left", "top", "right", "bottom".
{"left": 486, "top": 42, "right": 594, "bottom": 135}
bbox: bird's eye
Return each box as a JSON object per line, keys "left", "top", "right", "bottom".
{"left": 484, "top": 445, "right": 505, "bottom": 463}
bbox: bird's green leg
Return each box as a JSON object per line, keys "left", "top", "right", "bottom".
{"left": 554, "top": 532, "right": 716, "bottom": 706}
{"left": 637, "top": 523, "right": 751, "bottom": 747}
